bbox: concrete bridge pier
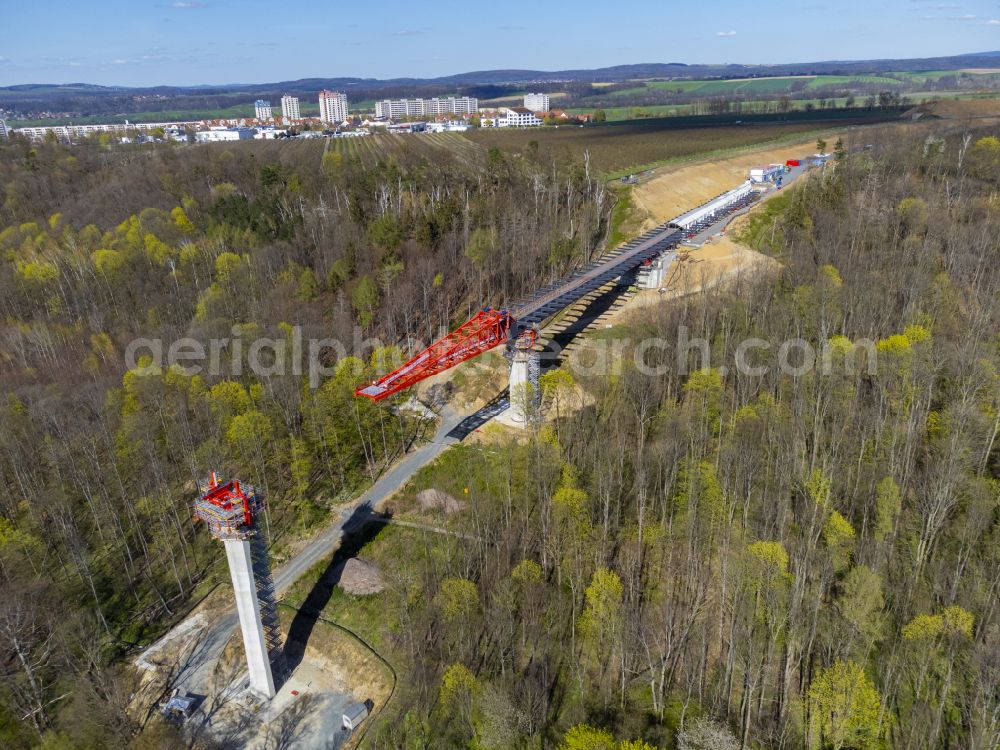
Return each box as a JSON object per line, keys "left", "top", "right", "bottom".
{"left": 638, "top": 252, "right": 673, "bottom": 290}
{"left": 498, "top": 346, "right": 540, "bottom": 427}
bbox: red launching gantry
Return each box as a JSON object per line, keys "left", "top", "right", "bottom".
{"left": 356, "top": 308, "right": 515, "bottom": 400}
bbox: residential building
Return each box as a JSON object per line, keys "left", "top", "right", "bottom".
{"left": 374, "top": 96, "right": 478, "bottom": 120}
{"left": 254, "top": 126, "right": 291, "bottom": 140}
{"left": 280, "top": 95, "right": 301, "bottom": 124}
{"left": 195, "top": 128, "right": 256, "bottom": 142}
{"left": 524, "top": 93, "right": 550, "bottom": 112}
{"left": 318, "top": 90, "right": 348, "bottom": 124}
{"left": 506, "top": 107, "right": 542, "bottom": 128}
{"left": 14, "top": 120, "right": 203, "bottom": 141}
{"left": 0, "top": 119, "right": 8, "bottom": 140}
{"left": 254, "top": 100, "right": 272, "bottom": 121}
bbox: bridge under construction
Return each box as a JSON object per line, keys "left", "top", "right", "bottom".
{"left": 355, "top": 178, "right": 761, "bottom": 408}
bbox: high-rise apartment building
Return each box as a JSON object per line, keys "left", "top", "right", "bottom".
{"left": 280, "top": 95, "right": 301, "bottom": 124}
{"left": 0, "top": 119, "right": 8, "bottom": 141}
{"left": 374, "top": 96, "right": 479, "bottom": 120}
{"left": 318, "top": 90, "right": 348, "bottom": 124}
{"left": 523, "top": 93, "right": 550, "bottom": 112}
{"left": 254, "top": 100, "right": 273, "bottom": 121}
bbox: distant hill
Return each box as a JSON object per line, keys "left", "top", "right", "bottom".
{"left": 2, "top": 51, "right": 998, "bottom": 118}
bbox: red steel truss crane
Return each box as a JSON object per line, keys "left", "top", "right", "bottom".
{"left": 355, "top": 309, "right": 516, "bottom": 400}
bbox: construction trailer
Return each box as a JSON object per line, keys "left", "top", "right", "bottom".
{"left": 192, "top": 473, "right": 284, "bottom": 699}
{"left": 749, "top": 164, "right": 785, "bottom": 183}
{"left": 342, "top": 702, "right": 370, "bottom": 732}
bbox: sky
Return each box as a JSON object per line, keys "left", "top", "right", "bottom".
{"left": 1, "top": 0, "right": 999, "bottom": 87}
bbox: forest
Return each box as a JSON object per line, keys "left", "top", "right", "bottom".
{"left": 0, "top": 132, "right": 608, "bottom": 746}
{"left": 0, "top": 120, "right": 999, "bottom": 749}
{"left": 345, "top": 126, "right": 999, "bottom": 750}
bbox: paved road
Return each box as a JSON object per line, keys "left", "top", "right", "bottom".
{"left": 138, "top": 406, "right": 466, "bottom": 697}
{"left": 687, "top": 160, "right": 812, "bottom": 245}
{"left": 272, "top": 406, "right": 463, "bottom": 593}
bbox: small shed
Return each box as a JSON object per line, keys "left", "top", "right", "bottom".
{"left": 342, "top": 702, "right": 370, "bottom": 732}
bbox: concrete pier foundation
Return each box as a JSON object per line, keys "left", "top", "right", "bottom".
{"left": 224, "top": 539, "right": 276, "bottom": 699}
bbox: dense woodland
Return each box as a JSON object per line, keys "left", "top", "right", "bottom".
{"left": 356, "top": 124, "right": 1000, "bottom": 750}
{"left": 0, "top": 133, "right": 608, "bottom": 746}
{"left": 0, "top": 121, "right": 998, "bottom": 749}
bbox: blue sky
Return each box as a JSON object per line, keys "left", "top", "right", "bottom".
{"left": 1, "top": 0, "right": 999, "bottom": 86}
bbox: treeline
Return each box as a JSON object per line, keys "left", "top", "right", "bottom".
{"left": 361, "top": 125, "right": 1000, "bottom": 749}
{"left": 0, "top": 134, "right": 610, "bottom": 745}
{"left": 562, "top": 89, "right": 915, "bottom": 115}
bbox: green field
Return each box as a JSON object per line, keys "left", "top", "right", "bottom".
{"left": 806, "top": 74, "right": 903, "bottom": 88}
{"left": 609, "top": 74, "right": 908, "bottom": 99}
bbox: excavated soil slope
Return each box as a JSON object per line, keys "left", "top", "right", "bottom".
{"left": 914, "top": 98, "right": 1000, "bottom": 119}
{"left": 631, "top": 136, "right": 836, "bottom": 228}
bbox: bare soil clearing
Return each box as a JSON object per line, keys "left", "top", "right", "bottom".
{"left": 915, "top": 98, "right": 1000, "bottom": 119}
{"left": 204, "top": 614, "right": 391, "bottom": 749}
{"left": 659, "top": 236, "right": 777, "bottom": 297}
{"left": 334, "top": 558, "right": 386, "bottom": 595}
{"left": 631, "top": 135, "right": 834, "bottom": 227}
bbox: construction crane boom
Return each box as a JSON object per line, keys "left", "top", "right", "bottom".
{"left": 356, "top": 308, "right": 514, "bottom": 400}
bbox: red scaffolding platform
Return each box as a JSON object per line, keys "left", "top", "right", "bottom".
{"left": 192, "top": 472, "right": 261, "bottom": 539}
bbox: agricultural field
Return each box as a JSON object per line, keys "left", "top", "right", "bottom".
{"left": 565, "top": 104, "right": 698, "bottom": 119}
{"left": 241, "top": 121, "right": 845, "bottom": 179}
{"left": 609, "top": 74, "right": 906, "bottom": 98}
{"left": 465, "top": 120, "right": 837, "bottom": 175}
{"left": 326, "top": 131, "right": 483, "bottom": 166}
{"left": 571, "top": 91, "right": 995, "bottom": 122}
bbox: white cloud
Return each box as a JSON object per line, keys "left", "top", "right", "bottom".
{"left": 987, "top": 18, "right": 1000, "bottom": 24}
{"left": 171, "top": 1, "right": 207, "bottom": 8}
{"left": 715, "top": 30, "right": 737, "bottom": 37}
{"left": 394, "top": 29, "right": 423, "bottom": 36}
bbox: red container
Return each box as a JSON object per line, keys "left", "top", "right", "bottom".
{"left": 785, "top": 159, "right": 800, "bottom": 167}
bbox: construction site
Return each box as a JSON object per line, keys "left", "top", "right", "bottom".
{"left": 132, "top": 138, "right": 830, "bottom": 748}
